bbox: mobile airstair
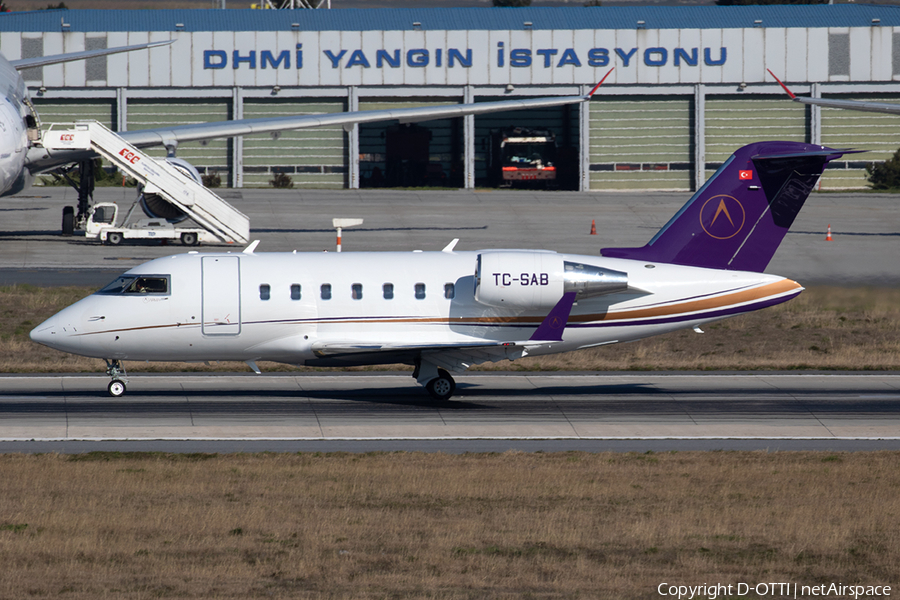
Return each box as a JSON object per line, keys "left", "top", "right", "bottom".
{"left": 42, "top": 121, "right": 249, "bottom": 245}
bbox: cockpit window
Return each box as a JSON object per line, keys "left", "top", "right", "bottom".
{"left": 97, "top": 275, "right": 170, "bottom": 296}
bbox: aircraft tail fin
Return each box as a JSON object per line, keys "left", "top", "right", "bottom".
{"left": 600, "top": 141, "right": 857, "bottom": 272}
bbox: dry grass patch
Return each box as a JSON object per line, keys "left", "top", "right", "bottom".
{"left": 0, "top": 451, "right": 898, "bottom": 598}
{"left": 4, "top": 285, "right": 900, "bottom": 373}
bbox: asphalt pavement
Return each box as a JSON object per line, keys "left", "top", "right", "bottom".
{"left": 1, "top": 187, "right": 898, "bottom": 286}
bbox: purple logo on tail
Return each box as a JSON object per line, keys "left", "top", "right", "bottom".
{"left": 699, "top": 195, "right": 745, "bottom": 240}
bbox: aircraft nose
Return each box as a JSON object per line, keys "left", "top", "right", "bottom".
{"left": 30, "top": 315, "right": 59, "bottom": 347}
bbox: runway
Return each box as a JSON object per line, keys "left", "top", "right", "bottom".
{"left": 2, "top": 372, "right": 899, "bottom": 453}
{"left": 2, "top": 190, "right": 899, "bottom": 453}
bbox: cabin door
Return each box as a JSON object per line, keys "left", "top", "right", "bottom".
{"left": 201, "top": 256, "right": 241, "bottom": 336}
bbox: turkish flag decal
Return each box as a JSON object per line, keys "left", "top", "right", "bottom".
{"left": 739, "top": 170, "right": 753, "bottom": 180}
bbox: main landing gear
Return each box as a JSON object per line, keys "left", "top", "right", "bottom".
{"left": 426, "top": 369, "right": 456, "bottom": 401}
{"left": 105, "top": 359, "right": 128, "bottom": 398}
{"left": 414, "top": 359, "right": 457, "bottom": 401}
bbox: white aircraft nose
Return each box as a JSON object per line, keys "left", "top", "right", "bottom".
{"left": 29, "top": 315, "right": 59, "bottom": 347}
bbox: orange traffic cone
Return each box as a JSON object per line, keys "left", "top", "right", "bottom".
{"left": 825, "top": 224, "right": 833, "bottom": 241}
{"left": 590, "top": 219, "right": 597, "bottom": 235}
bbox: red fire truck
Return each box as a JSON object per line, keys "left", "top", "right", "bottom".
{"left": 489, "top": 127, "right": 557, "bottom": 187}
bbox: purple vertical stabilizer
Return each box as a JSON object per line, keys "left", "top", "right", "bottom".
{"left": 530, "top": 292, "right": 577, "bottom": 341}
{"left": 601, "top": 141, "right": 856, "bottom": 273}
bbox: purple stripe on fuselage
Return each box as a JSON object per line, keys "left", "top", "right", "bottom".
{"left": 566, "top": 289, "right": 801, "bottom": 330}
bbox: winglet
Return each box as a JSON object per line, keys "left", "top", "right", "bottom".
{"left": 529, "top": 292, "right": 577, "bottom": 342}
{"left": 586, "top": 68, "right": 615, "bottom": 98}
{"left": 242, "top": 240, "right": 260, "bottom": 254}
{"left": 442, "top": 238, "right": 460, "bottom": 253}
{"left": 767, "top": 68, "right": 797, "bottom": 100}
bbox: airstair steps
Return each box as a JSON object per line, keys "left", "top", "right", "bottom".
{"left": 43, "top": 121, "right": 250, "bottom": 245}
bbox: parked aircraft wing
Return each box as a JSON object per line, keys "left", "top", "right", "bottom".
{"left": 119, "top": 72, "right": 612, "bottom": 149}
{"left": 26, "top": 68, "right": 612, "bottom": 174}
{"left": 768, "top": 68, "right": 900, "bottom": 115}
{"left": 10, "top": 41, "right": 175, "bottom": 70}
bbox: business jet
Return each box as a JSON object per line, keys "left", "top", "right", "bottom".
{"left": 31, "top": 140, "right": 851, "bottom": 400}
{"left": 2, "top": 43, "right": 610, "bottom": 208}
{"left": 768, "top": 69, "right": 900, "bottom": 115}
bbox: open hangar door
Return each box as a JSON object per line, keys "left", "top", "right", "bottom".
{"left": 474, "top": 102, "right": 578, "bottom": 190}
{"left": 819, "top": 95, "right": 900, "bottom": 190}
{"left": 359, "top": 99, "right": 461, "bottom": 189}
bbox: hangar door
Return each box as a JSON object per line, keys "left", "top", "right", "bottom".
{"left": 242, "top": 98, "right": 347, "bottom": 189}
{"left": 127, "top": 99, "right": 232, "bottom": 186}
{"left": 819, "top": 96, "right": 900, "bottom": 190}
{"left": 359, "top": 99, "right": 460, "bottom": 188}
{"left": 704, "top": 96, "right": 807, "bottom": 181}
{"left": 35, "top": 99, "right": 115, "bottom": 131}
{"left": 474, "top": 102, "right": 578, "bottom": 190}
{"left": 589, "top": 96, "right": 692, "bottom": 191}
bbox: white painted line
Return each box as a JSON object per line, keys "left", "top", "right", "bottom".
{"left": 3, "top": 436, "right": 900, "bottom": 442}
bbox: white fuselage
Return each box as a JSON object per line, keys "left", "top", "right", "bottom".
{"left": 30, "top": 249, "right": 802, "bottom": 369}
{"left": 0, "top": 53, "right": 31, "bottom": 197}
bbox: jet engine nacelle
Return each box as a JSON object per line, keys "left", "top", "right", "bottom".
{"left": 475, "top": 251, "right": 630, "bottom": 310}
{"left": 139, "top": 157, "right": 201, "bottom": 222}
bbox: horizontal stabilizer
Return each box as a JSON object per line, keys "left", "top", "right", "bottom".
{"left": 601, "top": 141, "right": 854, "bottom": 272}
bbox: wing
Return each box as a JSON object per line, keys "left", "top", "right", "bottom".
{"left": 119, "top": 92, "right": 597, "bottom": 150}
{"left": 786, "top": 97, "right": 900, "bottom": 116}
{"left": 120, "top": 69, "right": 612, "bottom": 149}
{"left": 308, "top": 293, "right": 580, "bottom": 372}
{"left": 10, "top": 41, "right": 175, "bottom": 70}
{"left": 768, "top": 68, "right": 900, "bottom": 116}
{"left": 27, "top": 67, "right": 613, "bottom": 173}
{"left": 309, "top": 339, "right": 533, "bottom": 372}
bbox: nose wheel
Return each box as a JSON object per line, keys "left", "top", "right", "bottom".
{"left": 105, "top": 359, "right": 129, "bottom": 397}
{"left": 108, "top": 379, "right": 126, "bottom": 397}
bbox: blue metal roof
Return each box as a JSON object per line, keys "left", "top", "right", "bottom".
{"left": 2, "top": 6, "right": 900, "bottom": 32}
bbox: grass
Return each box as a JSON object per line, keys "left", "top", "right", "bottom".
{"left": 0, "top": 451, "right": 897, "bottom": 599}
{"left": 3, "top": 284, "right": 900, "bottom": 373}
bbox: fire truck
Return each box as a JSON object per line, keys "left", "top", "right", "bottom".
{"left": 489, "top": 127, "right": 558, "bottom": 187}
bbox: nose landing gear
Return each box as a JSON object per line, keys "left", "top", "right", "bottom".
{"left": 105, "top": 359, "right": 128, "bottom": 397}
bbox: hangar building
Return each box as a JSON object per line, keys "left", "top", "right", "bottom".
{"left": 3, "top": 5, "right": 900, "bottom": 191}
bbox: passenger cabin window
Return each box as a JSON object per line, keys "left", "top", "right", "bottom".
{"left": 383, "top": 283, "right": 394, "bottom": 300}
{"left": 259, "top": 284, "right": 270, "bottom": 301}
{"left": 321, "top": 284, "right": 332, "bottom": 300}
{"left": 291, "top": 284, "right": 301, "bottom": 300}
{"left": 351, "top": 283, "right": 363, "bottom": 300}
{"left": 97, "top": 275, "right": 170, "bottom": 296}
{"left": 415, "top": 283, "right": 426, "bottom": 300}
{"left": 444, "top": 283, "right": 455, "bottom": 299}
